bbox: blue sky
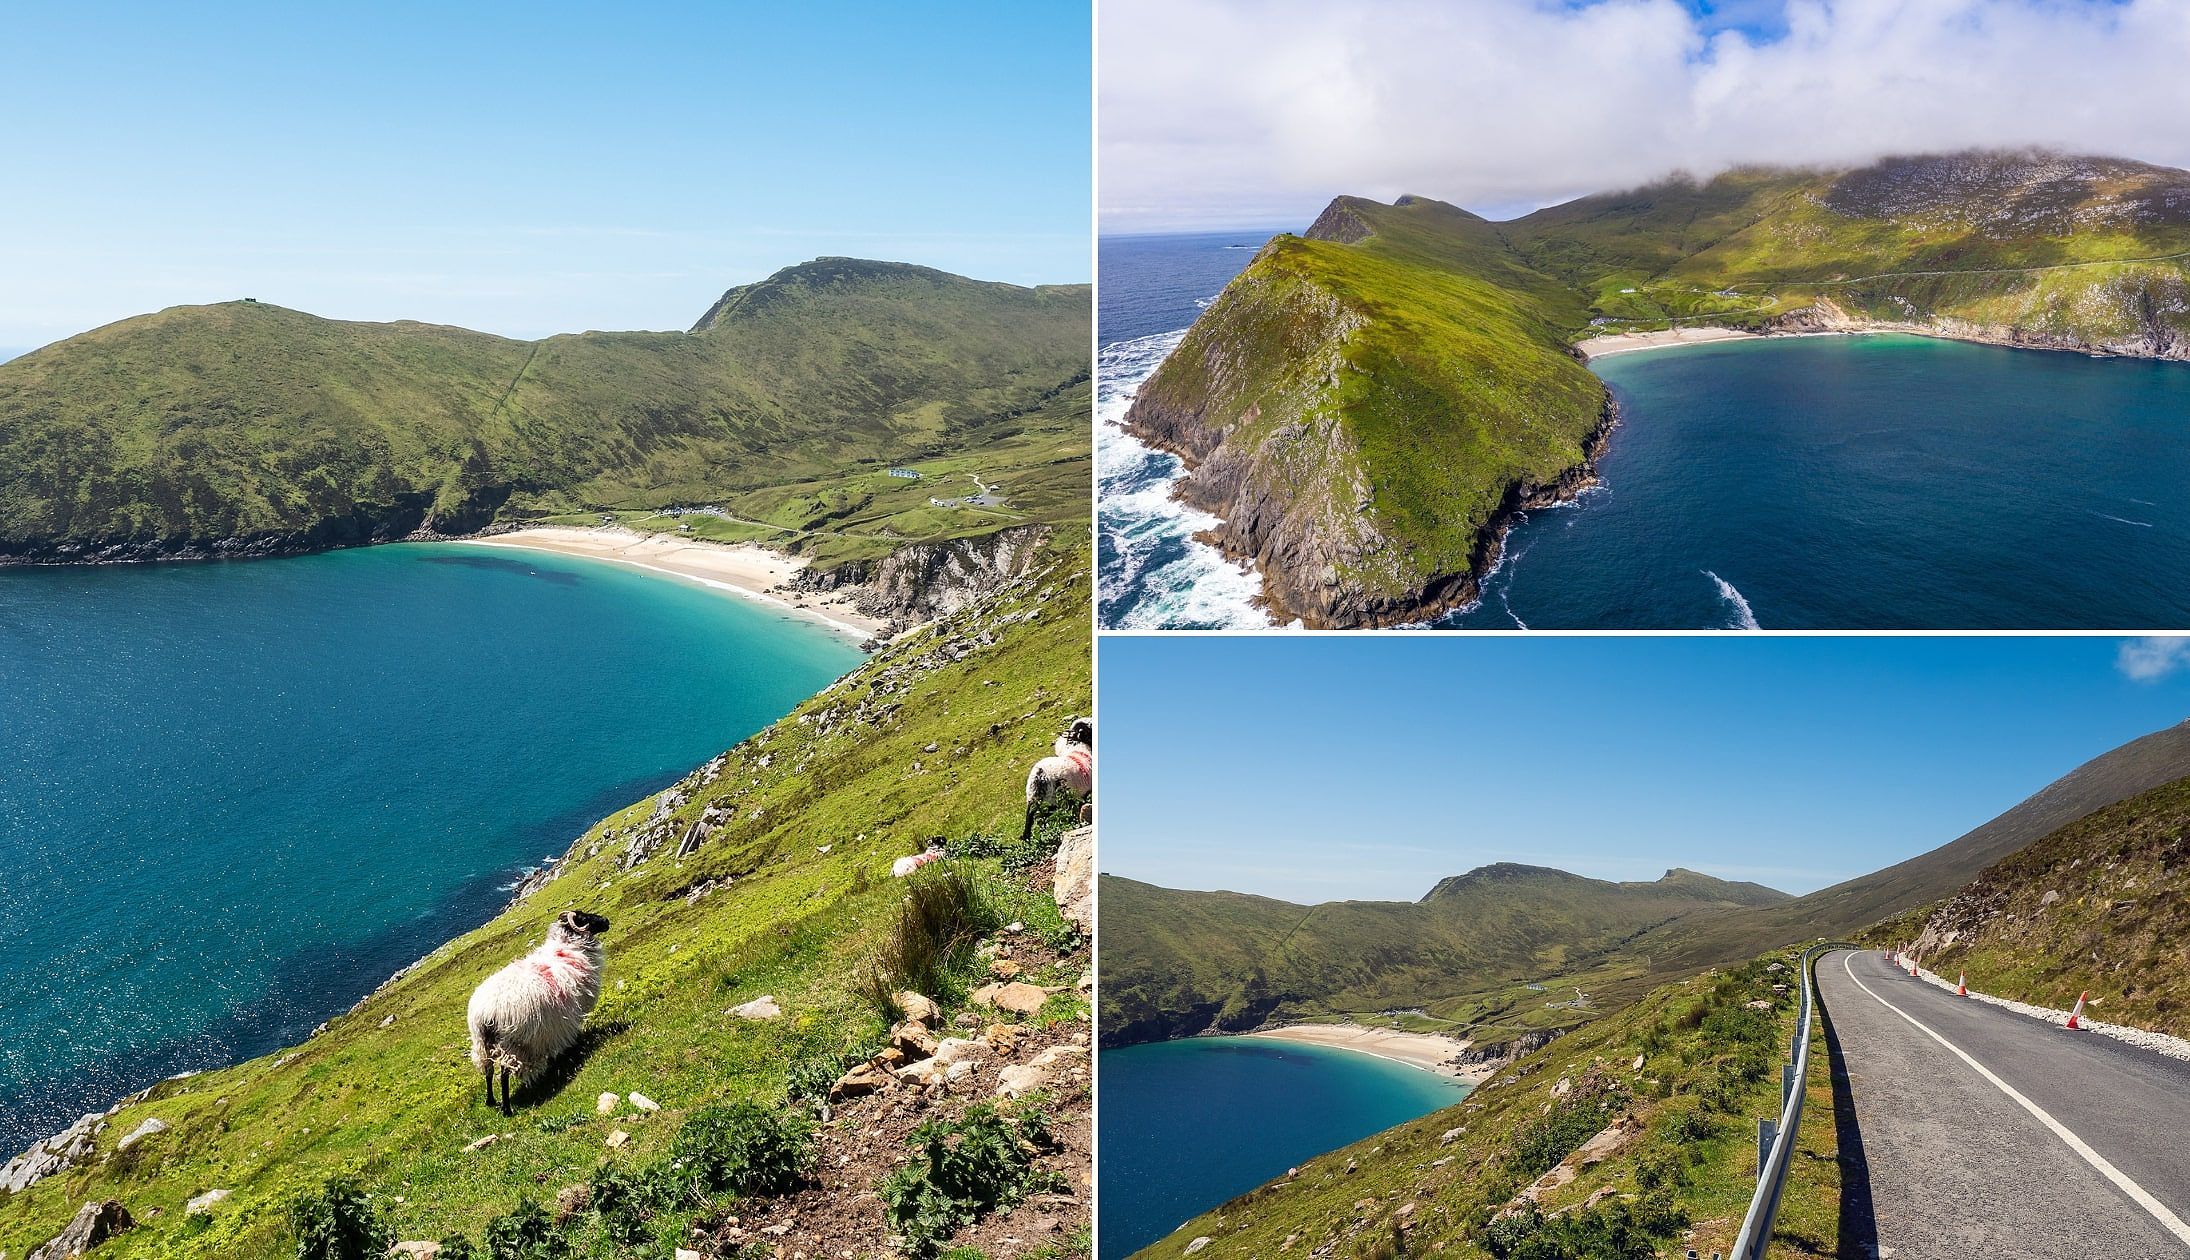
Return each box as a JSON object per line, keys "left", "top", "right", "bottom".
{"left": 0, "top": 2, "right": 1090, "bottom": 349}
{"left": 1099, "top": 635, "right": 2190, "bottom": 901}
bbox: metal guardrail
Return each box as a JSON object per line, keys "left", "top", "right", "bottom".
{"left": 1719, "top": 940, "right": 1858, "bottom": 1260}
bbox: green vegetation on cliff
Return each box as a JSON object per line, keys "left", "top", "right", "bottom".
{"left": 1097, "top": 865, "right": 1787, "bottom": 1050}
{"left": 0, "top": 543, "right": 1093, "bottom": 1260}
{"left": 1867, "top": 770, "right": 2190, "bottom": 1037}
{"left": 0, "top": 259, "right": 1090, "bottom": 566}
{"left": 1133, "top": 150, "right": 2190, "bottom": 626}
{"left": 1132, "top": 949, "right": 1843, "bottom": 1260}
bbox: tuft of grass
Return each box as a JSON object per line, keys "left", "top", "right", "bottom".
{"left": 856, "top": 866, "right": 1000, "bottom": 1016}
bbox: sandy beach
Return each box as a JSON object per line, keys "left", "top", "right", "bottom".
{"left": 457, "top": 526, "right": 888, "bottom": 641}
{"left": 1573, "top": 325, "right": 1764, "bottom": 359}
{"left": 1246, "top": 1024, "right": 1492, "bottom": 1082}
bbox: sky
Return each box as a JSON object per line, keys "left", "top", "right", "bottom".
{"left": 1099, "top": 0, "right": 2190, "bottom": 233}
{"left": 1098, "top": 635, "right": 2190, "bottom": 901}
{"left": 0, "top": 2, "right": 1090, "bottom": 350}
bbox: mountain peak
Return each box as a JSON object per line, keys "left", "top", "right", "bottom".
{"left": 689, "top": 257, "right": 968, "bottom": 332}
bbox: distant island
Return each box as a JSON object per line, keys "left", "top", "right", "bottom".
{"left": 1124, "top": 150, "right": 2190, "bottom": 628}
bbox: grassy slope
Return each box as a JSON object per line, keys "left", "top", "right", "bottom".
{"left": 0, "top": 260, "right": 1090, "bottom": 567}
{"left": 1864, "top": 773, "right": 2190, "bottom": 1037}
{"left": 1138, "top": 152, "right": 2190, "bottom": 623}
{"left": 0, "top": 542, "right": 1092, "bottom": 1260}
{"left": 1098, "top": 866, "right": 1788, "bottom": 1049}
{"left": 1132, "top": 949, "right": 1845, "bottom": 1260}
{"left": 1128, "top": 200, "right": 1603, "bottom": 623}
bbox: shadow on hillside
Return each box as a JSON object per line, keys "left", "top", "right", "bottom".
{"left": 514, "top": 1020, "right": 631, "bottom": 1111}
{"left": 1823, "top": 1011, "right": 1880, "bottom": 1258}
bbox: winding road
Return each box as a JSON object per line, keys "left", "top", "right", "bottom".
{"left": 1815, "top": 948, "right": 2190, "bottom": 1258}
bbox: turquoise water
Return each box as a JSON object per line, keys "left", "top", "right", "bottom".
{"left": 0, "top": 544, "right": 861, "bottom": 1151}
{"left": 1098, "top": 1037, "right": 1471, "bottom": 1259}
{"left": 1449, "top": 334, "right": 2190, "bottom": 629}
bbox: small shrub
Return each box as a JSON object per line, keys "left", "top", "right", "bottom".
{"left": 1478, "top": 1191, "right": 1686, "bottom": 1260}
{"left": 881, "top": 1103, "right": 1062, "bottom": 1258}
{"left": 482, "top": 1198, "right": 564, "bottom": 1260}
{"left": 856, "top": 866, "right": 998, "bottom": 1013}
{"left": 436, "top": 1239, "right": 479, "bottom": 1260}
{"left": 673, "top": 1101, "right": 817, "bottom": 1197}
{"left": 289, "top": 1176, "right": 392, "bottom": 1260}
{"left": 1506, "top": 1096, "right": 1619, "bottom": 1183}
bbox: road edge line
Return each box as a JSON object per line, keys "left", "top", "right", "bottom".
{"left": 1838, "top": 951, "right": 2190, "bottom": 1247}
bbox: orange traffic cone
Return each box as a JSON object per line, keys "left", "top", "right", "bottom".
{"left": 1957, "top": 974, "right": 1968, "bottom": 996}
{"left": 2067, "top": 992, "right": 2088, "bottom": 1030}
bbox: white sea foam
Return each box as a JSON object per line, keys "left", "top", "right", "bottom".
{"left": 2092, "top": 511, "right": 2154, "bottom": 528}
{"left": 1702, "top": 570, "right": 1762, "bottom": 630}
{"left": 1097, "top": 330, "right": 1275, "bottom": 629}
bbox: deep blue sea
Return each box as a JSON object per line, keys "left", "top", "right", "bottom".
{"left": 0, "top": 544, "right": 861, "bottom": 1152}
{"left": 1097, "top": 234, "right": 2190, "bottom": 629}
{"left": 1098, "top": 1037, "right": 1470, "bottom": 1260}
{"left": 1097, "top": 232, "right": 1271, "bottom": 629}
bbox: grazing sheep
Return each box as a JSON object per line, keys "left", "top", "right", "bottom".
{"left": 467, "top": 909, "right": 609, "bottom": 1115}
{"left": 1020, "top": 717, "right": 1092, "bottom": 842}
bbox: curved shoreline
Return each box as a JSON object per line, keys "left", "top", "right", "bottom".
{"left": 455, "top": 526, "right": 886, "bottom": 641}
{"left": 1243, "top": 1024, "right": 1494, "bottom": 1083}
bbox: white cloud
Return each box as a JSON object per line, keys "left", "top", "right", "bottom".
{"left": 1100, "top": 0, "right": 2190, "bottom": 232}
{"left": 2118, "top": 636, "right": 2190, "bottom": 682}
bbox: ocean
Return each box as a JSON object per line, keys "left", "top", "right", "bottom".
{"left": 1097, "top": 234, "right": 2190, "bottom": 629}
{"left": 1097, "top": 231, "right": 1272, "bottom": 629}
{"left": 1097, "top": 1037, "right": 1471, "bottom": 1260}
{"left": 0, "top": 543, "right": 862, "bottom": 1152}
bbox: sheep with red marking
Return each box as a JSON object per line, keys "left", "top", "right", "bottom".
{"left": 1020, "top": 717, "right": 1092, "bottom": 842}
{"left": 466, "top": 909, "right": 609, "bottom": 1115}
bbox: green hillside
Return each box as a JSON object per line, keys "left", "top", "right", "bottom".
{"left": 1131, "top": 948, "right": 1845, "bottom": 1260}
{"left": 0, "top": 543, "right": 1093, "bottom": 1260}
{"left": 1129, "top": 150, "right": 2190, "bottom": 626}
{"left": 1867, "top": 771, "right": 2190, "bottom": 1037}
{"left": 0, "top": 259, "right": 1090, "bottom": 567}
{"left": 1097, "top": 866, "right": 1787, "bottom": 1049}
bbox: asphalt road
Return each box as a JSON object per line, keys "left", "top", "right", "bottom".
{"left": 1815, "top": 948, "right": 2190, "bottom": 1258}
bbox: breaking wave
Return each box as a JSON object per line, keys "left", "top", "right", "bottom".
{"left": 1702, "top": 570, "right": 1762, "bottom": 630}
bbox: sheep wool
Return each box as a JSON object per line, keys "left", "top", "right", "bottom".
{"left": 1020, "top": 717, "right": 1093, "bottom": 841}
{"left": 467, "top": 909, "right": 609, "bottom": 1113}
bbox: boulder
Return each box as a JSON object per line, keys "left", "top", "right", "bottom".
{"left": 1053, "top": 825, "right": 1094, "bottom": 932}
{"left": 597, "top": 1092, "right": 621, "bottom": 1115}
{"left": 114, "top": 1118, "right": 169, "bottom": 1152}
{"left": 606, "top": 1130, "right": 631, "bottom": 1149}
{"left": 185, "top": 1188, "right": 229, "bottom": 1215}
{"left": 29, "top": 1200, "right": 134, "bottom": 1260}
{"left": 3, "top": 1112, "right": 104, "bottom": 1194}
{"left": 988, "top": 959, "right": 1024, "bottom": 980}
{"left": 893, "top": 1022, "right": 941, "bottom": 1058}
{"left": 730, "top": 995, "right": 782, "bottom": 1020}
{"left": 933, "top": 1037, "right": 989, "bottom": 1065}
{"left": 1183, "top": 1238, "right": 1212, "bottom": 1256}
{"left": 897, "top": 991, "right": 943, "bottom": 1026}
{"left": 830, "top": 1062, "right": 893, "bottom": 1100}
{"left": 391, "top": 1243, "right": 444, "bottom": 1258}
{"left": 628, "top": 1093, "right": 661, "bottom": 1113}
{"left": 995, "top": 1064, "right": 1046, "bottom": 1098}
{"left": 975, "top": 982, "right": 1052, "bottom": 1018}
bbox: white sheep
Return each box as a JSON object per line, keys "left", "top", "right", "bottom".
{"left": 1020, "top": 717, "right": 1092, "bottom": 842}
{"left": 467, "top": 909, "right": 609, "bottom": 1115}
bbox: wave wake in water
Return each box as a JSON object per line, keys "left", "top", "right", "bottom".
{"left": 1096, "top": 330, "right": 1272, "bottom": 629}
{"left": 1702, "top": 570, "right": 1762, "bottom": 630}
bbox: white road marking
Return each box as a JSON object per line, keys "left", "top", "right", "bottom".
{"left": 1840, "top": 952, "right": 2190, "bottom": 1249}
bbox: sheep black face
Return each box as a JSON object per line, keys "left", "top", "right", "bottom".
{"left": 1065, "top": 717, "right": 1093, "bottom": 750}
{"left": 550, "top": 909, "right": 610, "bottom": 943}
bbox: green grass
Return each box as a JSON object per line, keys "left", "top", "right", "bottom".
{"left": 0, "top": 540, "right": 1092, "bottom": 1260}
{"left": 1129, "top": 950, "right": 1845, "bottom": 1260}
{"left": 1098, "top": 866, "right": 1788, "bottom": 1052}
{"left": 1862, "top": 773, "right": 2190, "bottom": 1037}
{"left": 0, "top": 259, "right": 1089, "bottom": 571}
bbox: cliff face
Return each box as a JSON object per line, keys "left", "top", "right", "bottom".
{"left": 787, "top": 524, "right": 1054, "bottom": 629}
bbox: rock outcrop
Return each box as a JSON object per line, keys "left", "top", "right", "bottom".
{"left": 27, "top": 1200, "right": 133, "bottom": 1260}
